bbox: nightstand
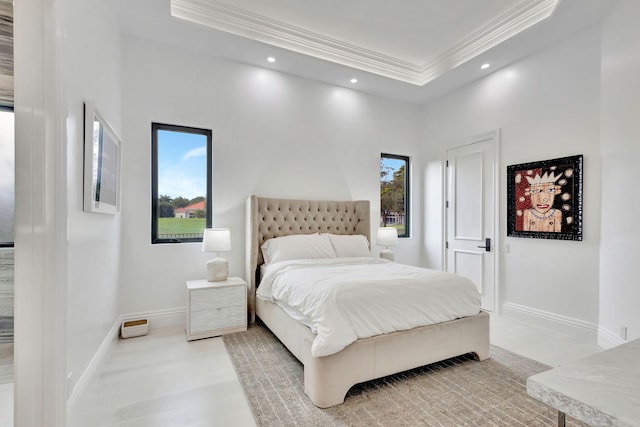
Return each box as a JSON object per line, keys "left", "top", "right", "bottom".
{"left": 185, "top": 277, "right": 247, "bottom": 341}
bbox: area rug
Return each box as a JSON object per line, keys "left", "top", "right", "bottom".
{"left": 224, "top": 323, "right": 588, "bottom": 426}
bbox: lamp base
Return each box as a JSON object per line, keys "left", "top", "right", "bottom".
{"left": 380, "top": 249, "right": 394, "bottom": 262}
{"left": 206, "top": 257, "right": 228, "bottom": 282}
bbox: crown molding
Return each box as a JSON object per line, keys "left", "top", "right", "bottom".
{"left": 421, "top": 0, "right": 559, "bottom": 84}
{"left": 171, "top": 0, "right": 559, "bottom": 86}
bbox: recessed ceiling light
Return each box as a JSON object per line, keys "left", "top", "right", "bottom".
{"left": 350, "top": 78, "right": 358, "bottom": 84}
{"left": 481, "top": 63, "right": 491, "bottom": 70}
{"left": 267, "top": 57, "right": 276, "bottom": 63}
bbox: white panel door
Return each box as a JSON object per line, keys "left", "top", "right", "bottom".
{"left": 446, "top": 133, "right": 497, "bottom": 311}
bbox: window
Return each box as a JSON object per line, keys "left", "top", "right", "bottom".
{"left": 152, "top": 123, "right": 212, "bottom": 243}
{"left": 0, "top": 109, "right": 14, "bottom": 247}
{"left": 380, "top": 153, "right": 410, "bottom": 237}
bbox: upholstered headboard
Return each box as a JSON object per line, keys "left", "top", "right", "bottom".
{"left": 245, "top": 195, "right": 370, "bottom": 321}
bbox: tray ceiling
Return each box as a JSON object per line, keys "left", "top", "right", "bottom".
{"left": 117, "top": 0, "right": 616, "bottom": 104}
{"left": 170, "top": 0, "right": 559, "bottom": 86}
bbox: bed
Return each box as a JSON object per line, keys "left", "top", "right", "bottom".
{"left": 245, "top": 195, "right": 490, "bottom": 408}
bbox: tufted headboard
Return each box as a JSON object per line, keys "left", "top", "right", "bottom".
{"left": 245, "top": 195, "right": 370, "bottom": 321}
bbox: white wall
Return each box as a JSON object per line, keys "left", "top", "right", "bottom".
{"left": 420, "top": 27, "right": 602, "bottom": 328}
{"left": 118, "top": 38, "right": 422, "bottom": 318}
{"left": 598, "top": 0, "right": 640, "bottom": 347}
{"left": 14, "top": 0, "right": 69, "bottom": 422}
{"left": 63, "top": 0, "right": 122, "bottom": 392}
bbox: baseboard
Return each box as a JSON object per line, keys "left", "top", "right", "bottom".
{"left": 121, "top": 306, "right": 186, "bottom": 329}
{"left": 597, "top": 325, "right": 625, "bottom": 349}
{"left": 67, "top": 318, "right": 120, "bottom": 410}
{"left": 501, "top": 302, "right": 598, "bottom": 339}
{"left": 66, "top": 306, "right": 186, "bottom": 410}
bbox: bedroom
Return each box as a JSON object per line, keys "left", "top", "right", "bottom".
{"left": 8, "top": 0, "right": 640, "bottom": 425}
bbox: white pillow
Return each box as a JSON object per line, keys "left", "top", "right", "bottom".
{"left": 261, "top": 233, "right": 336, "bottom": 264}
{"left": 328, "top": 234, "right": 371, "bottom": 257}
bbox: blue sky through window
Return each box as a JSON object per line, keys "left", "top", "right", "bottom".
{"left": 381, "top": 157, "right": 404, "bottom": 182}
{"left": 157, "top": 130, "right": 207, "bottom": 200}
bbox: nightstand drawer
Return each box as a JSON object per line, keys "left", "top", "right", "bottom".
{"left": 190, "top": 304, "right": 246, "bottom": 334}
{"left": 190, "top": 285, "right": 245, "bottom": 311}
{"left": 186, "top": 277, "right": 248, "bottom": 341}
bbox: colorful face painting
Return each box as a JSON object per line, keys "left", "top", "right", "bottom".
{"left": 507, "top": 155, "right": 583, "bottom": 241}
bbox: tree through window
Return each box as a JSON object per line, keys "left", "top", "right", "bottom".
{"left": 380, "top": 153, "right": 410, "bottom": 237}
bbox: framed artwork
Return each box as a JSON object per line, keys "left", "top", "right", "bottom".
{"left": 507, "top": 154, "right": 583, "bottom": 241}
{"left": 83, "top": 101, "right": 121, "bottom": 214}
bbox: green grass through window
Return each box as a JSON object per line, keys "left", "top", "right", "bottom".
{"left": 158, "top": 218, "right": 206, "bottom": 239}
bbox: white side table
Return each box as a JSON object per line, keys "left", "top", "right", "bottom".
{"left": 186, "top": 277, "right": 247, "bottom": 341}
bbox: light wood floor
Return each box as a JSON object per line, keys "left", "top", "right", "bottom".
{"left": 490, "top": 314, "right": 603, "bottom": 367}
{"left": 2, "top": 314, "right": 604, "bottom": 427}
{"left": 0, "top": 380, "right": 11, "bottom": 427}
{"left": 68, "top": 325, "right": 255, "bottom": 427}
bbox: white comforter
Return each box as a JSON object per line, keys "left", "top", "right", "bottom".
{"left": 256, "top": 257, "right": 481, "bottom": 357}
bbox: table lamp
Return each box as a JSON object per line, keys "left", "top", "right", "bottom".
{"left": 202, "top": 228, "right": 231, "bottom": 281}
{"left": 377, "top": 227, "right": 398, "bottom": 261}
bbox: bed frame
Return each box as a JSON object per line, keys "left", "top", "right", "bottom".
{"left": 245, "top": 195, "right": 490, "bottom": 408}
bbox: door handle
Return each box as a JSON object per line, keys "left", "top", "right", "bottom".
{"left": 477, "top": 238, "right": 491, "bottom": 252}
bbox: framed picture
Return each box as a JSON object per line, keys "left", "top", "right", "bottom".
{"left": 507, "top": 154, "right": 583, "bottom": 241}
{"left": 83, "top": 101, "right": 121, "bottom": 214}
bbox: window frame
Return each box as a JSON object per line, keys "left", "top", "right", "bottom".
{"left": 151, "top": 122, "right": 212, "bottom": 244}
{"left": 380, "top": 152, "right": 410, "bottom": 238}
{"left": 0, "top": 106, "right": 14, "bottom": 247}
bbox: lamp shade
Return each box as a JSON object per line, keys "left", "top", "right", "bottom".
{"left": 377, "top": 227, "right": 398, "bottom": 247}
{"left": 202, "top": 228, "right": 231, "bottom": 252}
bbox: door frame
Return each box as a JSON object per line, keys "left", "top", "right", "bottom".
{"left": 442, "top": 129, "right": 501, "bottom": 313}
